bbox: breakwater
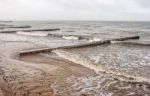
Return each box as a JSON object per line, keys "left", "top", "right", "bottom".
{"left": 19, "top": 36, "right": 140, "bottom": 56}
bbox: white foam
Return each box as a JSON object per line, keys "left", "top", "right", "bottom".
{"left": 17, "top": 31, "right": 48, "bottom": 36}
{"left": 62, "top": 36, "right": 79, "bottom": 40}
{"left": 66, "top": 75, "right": 114, "bottom": 96}
{"left": 66, "top": 74, "right": 150, "bottom": 96}
{"left": 89, "top": 38, "right": 102, "bottom": 42}
{"left": 53, "top": 49, "right": 150, "bottom": 84}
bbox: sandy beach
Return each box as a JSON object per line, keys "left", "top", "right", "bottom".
{"left": 0, "top": 42, "right": 96, "bottom": 96}
{"left": 0, "top": 41, "right": 150, "bottom": 96}
{"left": 0, "top": 21, "right": 150, "bottom": 96}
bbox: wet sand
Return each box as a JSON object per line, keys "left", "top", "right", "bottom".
{"left": 1, "top": 21, "right": 150, "bottom": 96}
{"left": 0, "top": 90, "right": 3, "bottom": 96}
{"left": 0, "top": 42, "right": 95, "bottom": 96}
{"left": 1, "top": 42, "right": 150, "bottom": 96}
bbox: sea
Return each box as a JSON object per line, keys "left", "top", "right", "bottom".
{"left": 0, "top": 21, "right": 150, "bottom": 96}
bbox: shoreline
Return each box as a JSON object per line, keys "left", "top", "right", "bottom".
{"left": 0, "top": 41, "right": 96, "bottom": 96}
{"left": 0, "top": 21, "right": 150, "bottom": 96}
{"left": 1, "top": 42, "right": 150, "bottom": 96}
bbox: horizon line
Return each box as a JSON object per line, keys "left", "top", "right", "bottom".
{"left": 0, "top": 20, "right": 150, "bottom": 22}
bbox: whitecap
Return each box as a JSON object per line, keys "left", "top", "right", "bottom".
{"left": 16, "top": 31, "right": 48, "bottom": 37}
{"left": 62, "top": 35, "right": 79, "bottom": 40}
{"left": 89, "top": 37, "right": 103, "bottom": 42}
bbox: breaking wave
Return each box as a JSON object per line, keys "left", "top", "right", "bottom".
{"left": 53, "top": 49, "right": 150, "bottom": 84}
{"left": 16, "top": 31, "right": 49, "bottom": 36}
{"left": 88, "top": 37, "right": 103, "bottom": 42}
{"left": 62, "top": 35, "right": 80, "bottom": 40}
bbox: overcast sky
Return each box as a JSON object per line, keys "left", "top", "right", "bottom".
{"left": 0, "top": 0, "right": 150, "bottom": 21}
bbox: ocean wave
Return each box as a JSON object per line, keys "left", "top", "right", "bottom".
{"left": 53, "top": 49, "right": 150, "bottom": 84}
{"left": 62, "top": 35, "right": 80, "bottom": 40}
{"left": 16, "top": 31, "right": 48, "bottom": 36}
{"left": 88, "top": 37, "right": 103, "bottom": 42}
{"left": 48, "top": 34, "right": 81, "bottom": 40}
{"left": 66, "top": 75, "right": 150, "bottom": 96}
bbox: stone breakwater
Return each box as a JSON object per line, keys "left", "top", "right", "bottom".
{"left": 19, "top": 40, "right": 111, "bottom": 56}
{"left": 0, "top": 42, "right": 96, "bottom": 96}
{"left": 19, "top": 36, "right": 139, "bottom": 56}
{"left": 0, "top": 28, "right": 60, "bottom": 33}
